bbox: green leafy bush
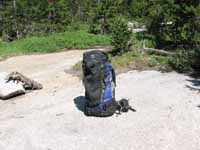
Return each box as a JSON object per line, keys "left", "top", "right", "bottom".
{"left": 192, "top": 49, "right": 200, "bottom": 71}
{"left": 89, "top": 23, "right": 101, "bottom": 34}
{"left": 169, "top": 50, "right": 195, "bottom": 72}
{"left": 111, "top": 17, "right": 132, "bottom": 55}
{"left": 149, "top": 55, "right": 171, "bottom": 67}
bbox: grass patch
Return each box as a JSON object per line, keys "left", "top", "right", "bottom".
{"left": 110, "top": 51, "right": 143, "bottom": 68}
{"left": 0, "top": 30, "right": 111, "bottom": 58}
{"left": 110, "top": 52, "right": 171, "bottom": 73}
{"left": 148, "top": 55, "right": 171, "bottom": 67}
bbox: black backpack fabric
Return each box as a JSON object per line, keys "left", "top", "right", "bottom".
{"left": 82, "top": 50, "right": 116, "bottom": 117}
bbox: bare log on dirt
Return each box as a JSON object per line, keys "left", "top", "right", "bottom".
{"left": 142, "top": 41, "right": 176, "bottom": 56}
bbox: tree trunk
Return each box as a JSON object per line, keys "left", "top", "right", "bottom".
{"left": 0, "top": 0, "right": 3, "bottom": 36}
{"left": 13, "top": 0, "right": 20, "bottom": 39}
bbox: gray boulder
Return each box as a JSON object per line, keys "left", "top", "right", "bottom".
{"left": 0, "top": 72, "right": 25, "bottom": 100}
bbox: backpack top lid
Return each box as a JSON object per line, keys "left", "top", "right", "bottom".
{"left": 83, "top": 50, "right": 109, "bottom": 63}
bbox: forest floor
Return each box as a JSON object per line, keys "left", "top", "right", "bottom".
{"left": 0, "top": 49, "right": 200, "bottom": 150}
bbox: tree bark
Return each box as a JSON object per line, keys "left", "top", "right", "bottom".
{"left": 0, "top": 0, "right": 3, "bottom": 36}
{"left": 13, "top": 0, "right": 20, "bottom": 39}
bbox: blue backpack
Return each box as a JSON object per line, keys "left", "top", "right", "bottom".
{"left": 82, "top": 50, "right": 116, "bottom": 117}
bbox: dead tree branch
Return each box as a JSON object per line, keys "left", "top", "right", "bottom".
{"left": 142, "top": 41, "right": 176, "bottom": 56}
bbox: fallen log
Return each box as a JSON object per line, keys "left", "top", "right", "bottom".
{"left": 142, "top": 41, "right": 176, "bottom": 56}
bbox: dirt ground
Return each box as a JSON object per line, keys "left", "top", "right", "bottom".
{"left": 0, "top": 50, "right": 200, "bottom": 150}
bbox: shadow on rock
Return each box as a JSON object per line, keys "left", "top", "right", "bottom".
{"left": 186, "top": 79, "right": 200, "bottom": 92}
{"left": 187, "top": 79, "right": 200, "bottom": 87}
{"left": 73, "top": 96, "right": 86, "bottom": 112}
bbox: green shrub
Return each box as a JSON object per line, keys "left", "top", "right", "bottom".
{"left": 192, "top": 49, "right": 200, "bottom": 71}
{"left": 66, "top": 22, "right": 89, "bottom": 31}
{"left": 111, "top": 17, "right": 132, "bottom": 55}
{"left": 89, "top": 23, "right": 101, "bottom": 34}
{"left": 149, "top": 55, "right": 171, "bottom": 67}
{"left": 169, "top": 50, "right": 195, "bottom": 72}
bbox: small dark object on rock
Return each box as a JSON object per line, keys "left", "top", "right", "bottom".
{"left": 115, "top": 99, "right": 136, "bottom": 115}
{"left": 56, "top": 113, "right": 64, "bottom": 116}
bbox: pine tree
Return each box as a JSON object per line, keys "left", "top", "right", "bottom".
{"left": 147, "top": 0, "right": 200, "bottom": 49}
